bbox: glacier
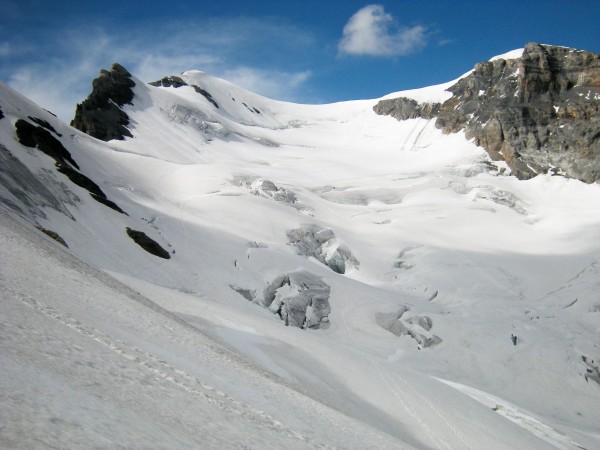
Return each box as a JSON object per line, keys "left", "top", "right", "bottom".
{"left": 1, "top": 48, "right": 600, "bottom": 449}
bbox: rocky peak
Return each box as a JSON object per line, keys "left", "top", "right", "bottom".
{"left": 374, "top": 43, "right": 600, "bottom": 183}
{"left": 71, "top": 63, "right": 136, "bottom": 141}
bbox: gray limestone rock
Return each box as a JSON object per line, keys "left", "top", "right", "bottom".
{"left": 71, "top": 63, "right": 135, "bottom": 141}
{"left": 373, "top": 97, "right": 440, "bottom": 121}
{"left": 374, "top": 43, "right": 600, "bottom": 183}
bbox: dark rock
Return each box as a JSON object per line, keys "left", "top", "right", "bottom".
{"left": 15, "top": 119, "right": 127, "bottom": 214}
{"left": 192, "top": 86, "right": 219, "bottom": 109}
{"left": 263, "top": 271, "right": 331, "bottom": 329}
{"left": 149, "top": 76, "right": 188, "bottom": 88}
{"left": 56, "top": 164, "right": 127, "bottom": 214}
{"left": 374, "top": 43, "right": 600, "bottom": 183}
{"left": 0, "top": 106, "right": 4, "bottom": 120}
{"left": 229, "top": 285, "right": 256, "bottom": 301}
{"left": 71, "top": 63, "right": 135, "bottom": 141}
{"left": 15, "top": 119, "right": 79, "bottom": 169}
{"left": 125, "top": 227, "right": 171, "bottom": 259}
{"left": 150, "top": 76, "right": 219, "bottom": 108}
{"left": 582, "top": 355, "right": 600, "bottom": 384}
{"left": 28, "top": 116, "right": 61, "bottom": 136}
{"left": 35, "top": 226, "right": 68, "bottom": 247}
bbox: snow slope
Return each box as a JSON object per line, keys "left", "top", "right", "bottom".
{"left": 1, "top": 56, "right": 600, "bottom": 449}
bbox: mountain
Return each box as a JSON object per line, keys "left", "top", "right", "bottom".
{"left": 1, "top": 43, "right": 600, "bottom": 448}
{"left": 374, "top": 42, "right": 600, "bottom": 182}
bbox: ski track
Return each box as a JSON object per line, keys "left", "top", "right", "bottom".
{"left": 436, "top": 378, "right": 587, "bottom": 450}
{"left": 339, "top": 306, "right": 470, "bottom": 450}
{"left": 9, "top": 286, "right": 331, "bottom": 449}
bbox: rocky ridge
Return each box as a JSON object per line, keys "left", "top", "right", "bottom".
{"left": 374, "top": 43, "right": 600, "bottom": 182}
{"left": 71, "top": 63, "right": 135, "bottom": 141}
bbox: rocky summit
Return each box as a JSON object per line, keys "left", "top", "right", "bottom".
{"left": 374, "top": 43, "right": 600, "bottom": 183}
{"left": 71, "top": 63, "right": 136, "bottom": 141}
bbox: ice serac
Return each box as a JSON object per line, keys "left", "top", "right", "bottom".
{"left": 287, "top": 224, "right": 359, "bottom": 274}
{"left": 374, "top": 43, "right": 600, "bottom": 182}
{"left": 71, "top": 63, "right": 135, "bottom": 141}
{"left": 263, "top": 271, "right": 331, "bottom": 329}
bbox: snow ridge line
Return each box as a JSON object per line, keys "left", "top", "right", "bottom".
{"left": 13, "top": 289, "right": 333, "bottom": 449}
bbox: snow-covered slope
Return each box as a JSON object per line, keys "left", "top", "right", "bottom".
{"left": 1, "top": 57, "right": 600, "bottom": 449}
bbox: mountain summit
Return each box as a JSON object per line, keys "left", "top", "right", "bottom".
{"left": 375, "top": 42, "right": 600, "bottom": 182}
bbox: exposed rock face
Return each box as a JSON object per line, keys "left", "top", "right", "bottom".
{"left": 263, "top": 271, "right": 331, "bottom": 329}
{"left": 15, "top": 118, "right": 127, "bottom": 214}
{"left": 150, "top": 76, "right": 220, "bottom": 108}
{"left": 373, "top": 97, "right": 440, "bottom": 120}
{"left": 36, "top": 226, "right": 68, "bottom": 247}
{"left": 125, "top": 227, "right": 171, "bottom": 259}
{"left": 71, "top": 63, "right": 135, "bottom": 141}
{"left": 374, "top": 43, "right": 600, "bottom": 183}
{"left": 149, "top": 75, "right": 188, "bottom": 89}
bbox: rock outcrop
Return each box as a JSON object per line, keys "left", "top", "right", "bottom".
{"left": 374, "top": 43, "right": 600, "bottom": 183}
{"left": 373, "top": 97, "right": 440, "bottom": 121}
{"left": 71, "top": 63, "right": 135, "bottom": 141}
{"left": 125, "top": 227, "right": 171, "bottom": 259}
{"left": 15, "top": 118, "right": 126, "bottom": 214}
{"left": 150, "top": 75, "right": 220, "bottom": 109}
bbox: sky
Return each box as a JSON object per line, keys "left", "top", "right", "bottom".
{"left": 1, "top": 0, "right": 598, "bottom": 122}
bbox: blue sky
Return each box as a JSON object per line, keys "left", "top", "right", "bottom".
{"left": 1, "top": 0, "right": 598, "bottom": 121}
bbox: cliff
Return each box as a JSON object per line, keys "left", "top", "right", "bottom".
{"left": 374, "top": 43, "right": 600, "bottom": 182}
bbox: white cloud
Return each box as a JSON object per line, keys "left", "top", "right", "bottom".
{"left": 338, "top": 4, "right": 426, "bottom": 57}
{"left": 222, "top": 67, "right": 312, "bottom": 101}
{"left": 1, "top": 18, "right": 315, "bottom": 122}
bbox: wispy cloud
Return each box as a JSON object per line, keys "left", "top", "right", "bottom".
{"left": 338, "top": 4, "right": 426, "bottom": 57}
{"left": 222, "top": 67, "right": 312, "bottom": 101}
{"left": 0, "top": 18, "right": 315, "bottom": 122}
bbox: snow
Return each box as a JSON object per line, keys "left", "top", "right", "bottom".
{"left": 379, "top": 80, "right": 456, "bottom": 104}
{"left": 1, "top": 66, "right": 600, "bottom": 449}
{"left": 489, "top": 48, "right": 524, "bottom": 61}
